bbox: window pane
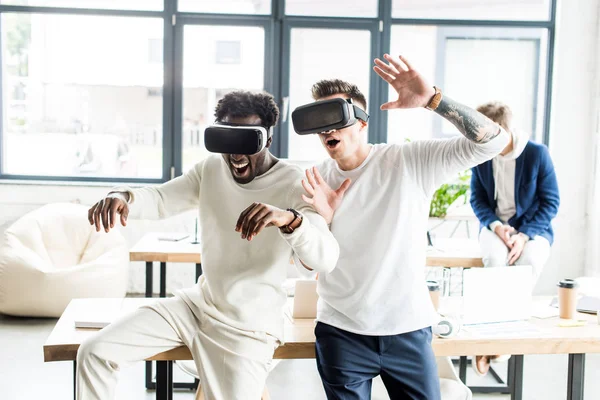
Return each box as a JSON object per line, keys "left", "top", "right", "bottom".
{"left": 288, "top": 28, "right": 371, "bottom": 161}
{"left": 285, "top": 0, "right": 378, "bottom": 17}
{"left": 178, "top": 0, "right": 270, "bottom": 14}
{"left": 182, "top": 25, "right": 264, "bottom": 172}
{"left": 387, "top": 25, "right": 547, "bottom": 144}
{"left": 1, "top": 14, "right": 164, "bottom": 178}
{"left": 392, "top": 0, "right": 551, "bottom": 21}
{"left": 1, "top": 0, "right": 162, "bottom": 11}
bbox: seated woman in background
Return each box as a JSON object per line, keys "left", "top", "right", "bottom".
{"left": 469, "top": 101, "right": 560, "bottom": 376}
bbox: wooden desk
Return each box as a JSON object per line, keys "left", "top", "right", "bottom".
{"left": 426, "top": 238, "right": 483, "bottom": 268}
{"left": 43, "top": 298, "right": 316, "bottom": 364}
{"left": 130, "top": 232, "right": 202, "bottom": 298}
{"left": 131, "top": 234, "right": 483, "bottom": 279}
{"left": 45, "top": 297, "right": 600, "bottom": 400}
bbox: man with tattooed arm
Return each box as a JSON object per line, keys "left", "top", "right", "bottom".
{"left": 297, "top": 54, "right": 509, "bottom": 399}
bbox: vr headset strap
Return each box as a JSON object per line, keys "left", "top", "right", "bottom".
{"left": 352, "top": 105, "right": 369, "bottom": 122}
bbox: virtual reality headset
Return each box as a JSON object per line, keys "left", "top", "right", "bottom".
{"left": 204, "top": 123, "right": 272, "bottom": 155}
{"left": 291, "top": 98, "right": 369, "bottom": 135}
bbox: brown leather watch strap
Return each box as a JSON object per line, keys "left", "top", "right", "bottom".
{"left": 425, "top": 86, "right": 443, "bottom": 111}
{"left": 280, "top": 208, "right": 303, "bottom": 234}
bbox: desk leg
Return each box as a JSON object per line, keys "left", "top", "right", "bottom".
{"left": 156, "top": 361, "right": 173, "bottom": 400}
{"left": 146, "top": 262, "right": 153, "bottom": 298}
{"left": 145, "top": 261, "right": 155, "bottom": 390}
{"left": 509, "top": 355, "right": 524, "bottom": 400}
{"left": 160, "top": 262, "right": 167, "bottom": 298}
{"left": 73, "top": 361, "right": 77, "bottom": 400}
{"left": 146, "top": 361, "right": 155, "bottom": 390}
{"left": 450, "top": 220, "right": 462, "bottom": 237}
{"left": 458, "top": 356, "right": 468, "bottom": 383}
{"left": 195, "top": 263, "right": 203, "bottom": 281}
{"left": 567, "top": 354, "right": 585, "bottom": 400}
{"left": 168, "top": 361, "right": 173, "bottom": 400}
{"left": 442, "top": 268, "right": 451, "bottom": 296}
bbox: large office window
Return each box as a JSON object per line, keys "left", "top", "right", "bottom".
{"left": 0, "top": 0, "right": 557, "bottom": 182}
{"left": 0, "top": 0, "right": 163, "bottom": 10}
{"left": 392, "top": 0, "right": 551, "bottom": 21}
{"left": 287, "top": 28, "right": 372, "bottom": 161}
{"left": 285, "top": 0, "right": 378, "bottom": 18}
{"left": 178, "top": 0, "right": 270, "bottom": 14}
{"left": 1, "top": 13, "right": 164, "bottom": 178}
{"left": 181, "top": 25, "right": 265, "bottom": 172}
{"left": 387, "top": 26, "right": 548, "bottom": 144}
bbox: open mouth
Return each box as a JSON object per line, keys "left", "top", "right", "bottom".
{"left": 230, "top": 160, "right": 250, "bottom": 176}
{"left": 325, "top": 137, "right": 341, "bottom": 149}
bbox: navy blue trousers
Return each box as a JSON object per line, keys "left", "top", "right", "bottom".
{"left": 315, "top": 322, "right": 441, "bottom": 400}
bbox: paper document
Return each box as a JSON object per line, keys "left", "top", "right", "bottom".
{"left": 464, "top": 321, "right": 541, "bottom": 338}
{"left": 157, "top": 233, "right": 189, "bottom": 242}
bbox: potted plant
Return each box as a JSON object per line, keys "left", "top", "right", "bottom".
{"left": 429, "top": 169, "right": 471, "bottom": 218}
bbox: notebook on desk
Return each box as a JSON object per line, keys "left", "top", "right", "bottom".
{"left": 73, "top": 298, "right": 146, "bottom": 329}
{"left": 462, "top": 265, "right": 533, "bottom": 325}
{"left": 157, "top": 233, "right": 190, "bottom": 242}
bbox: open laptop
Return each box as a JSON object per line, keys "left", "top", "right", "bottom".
{"left": 461, "top": 265, "right": 533, "bottom": 325}
{"left": 290, "top": 280, "right": 318, "bottom": 319}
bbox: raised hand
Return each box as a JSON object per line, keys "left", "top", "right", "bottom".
{"left": 301, "top": 167, "right": 351, "bottom": 225}
{"left": 88, "top": 192, "right": 130, "bottom": 233}
{"left": 373, "top": 54, "right": 436, "bottom": 110}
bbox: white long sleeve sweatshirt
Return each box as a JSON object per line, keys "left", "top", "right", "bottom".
{"left": 316, "top": 132, "right": 509, "bottom": 335}
{"left": 122, "top": 155, "right": 339, "bottom": 339}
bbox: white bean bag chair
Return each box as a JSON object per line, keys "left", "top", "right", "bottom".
{"left": 0, "top": 203, "right": 129, "bottom": 317}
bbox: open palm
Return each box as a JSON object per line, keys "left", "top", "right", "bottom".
{"left": 301, "top": 167, "right": 351, "bottom": 225}
{"left": 373, "top": 54, "right": 436, "bottom": 110}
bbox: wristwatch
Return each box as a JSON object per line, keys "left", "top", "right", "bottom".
{"left": 280, "top": 208, "right": 303, "bottom": 234}
{"left": 425, "top": 86, "right": 443, "bottom": 111}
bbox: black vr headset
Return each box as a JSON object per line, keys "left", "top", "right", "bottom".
{"left": 204, "top": 123, "right": 273, "bottom": 155}
{"left": 291, "top": 98, "right": 369, "bottom": 135}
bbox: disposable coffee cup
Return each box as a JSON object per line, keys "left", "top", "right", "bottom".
{"left": 557, "top": 279, "right": 578, "bottom": 319}
{"left": 427, "top": 280, "right": 441, "bottom": 312}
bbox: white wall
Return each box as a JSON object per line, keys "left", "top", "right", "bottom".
{"left": 1, "top": 0, "right": 599, "bottom": 295}
{"left": 538, "top": 0, "right": 600, "bottom": 293}
{"left": 585, "top": 1, "right": 600, "bottom": 277}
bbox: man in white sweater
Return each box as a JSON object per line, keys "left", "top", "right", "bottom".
{"left": 298, "top": 54, "right": 509, "bottom": 399}
{"left": 81, "top": 91, "right": 339, "bottom": 400}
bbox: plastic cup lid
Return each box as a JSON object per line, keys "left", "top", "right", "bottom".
{"left": 557, "top": 279, "right": 578, "bottom": 289}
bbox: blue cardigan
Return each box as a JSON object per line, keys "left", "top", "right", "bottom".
{"left": 470, "top": 141, "right": 560, "bottom": 244}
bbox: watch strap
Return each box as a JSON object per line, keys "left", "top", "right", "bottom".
{"left": 281, "top": 208, "right": 303, "bottom": 234}
{"left": 425, "top": 86, "right": 443, "bottom": 111}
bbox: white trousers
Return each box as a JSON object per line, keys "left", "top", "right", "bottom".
{"left": 76, "top": 296, "right": 278, "bottom": 400}
{"left": 479, "top": 228, "right": 551, "bottom": 284}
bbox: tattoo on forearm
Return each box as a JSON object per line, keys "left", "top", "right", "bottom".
{"left": 434, "top": 96, "right": 501, "bottom": 143}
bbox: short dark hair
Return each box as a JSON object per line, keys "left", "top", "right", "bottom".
{"left": 476, "top": 101, "right": 513, "bottom": 131}
{"left": 311, "top": 79, "right": 367, "bottom": 109}
{"left": 215, "top": 91, "right": 280, "bottom": 128}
